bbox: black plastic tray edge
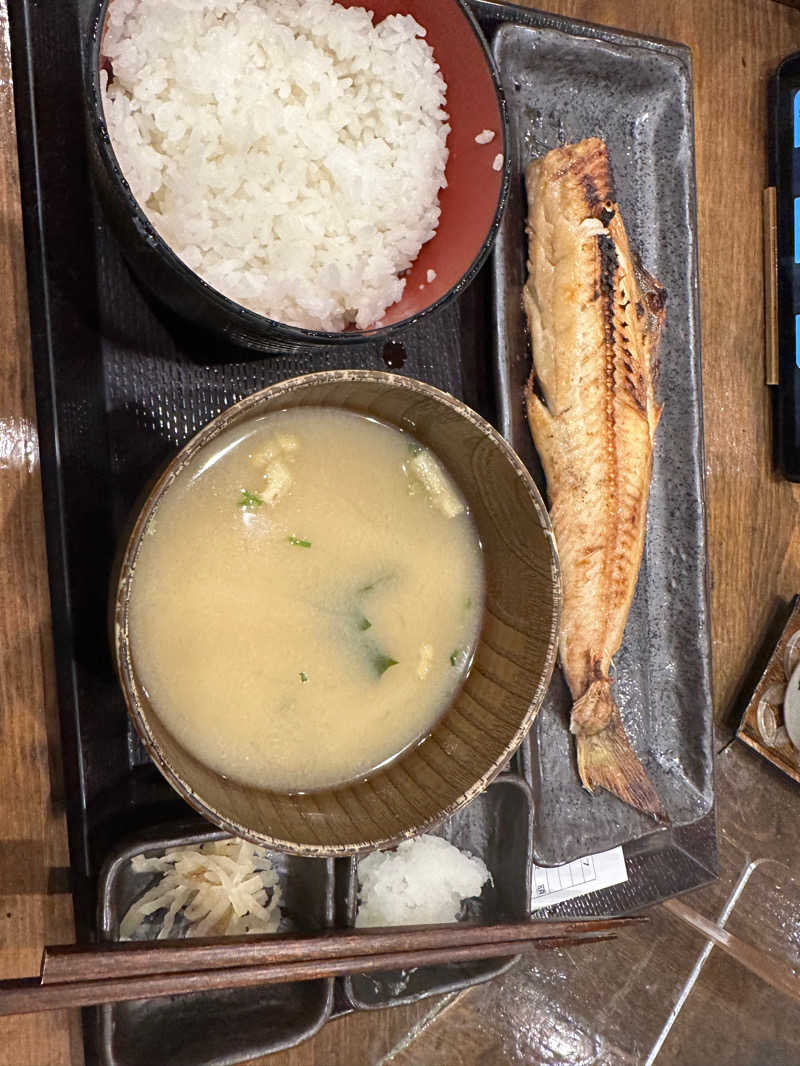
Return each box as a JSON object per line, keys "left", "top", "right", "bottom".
{"left": 7, "top": 0, "right": 97, "bottom": 912}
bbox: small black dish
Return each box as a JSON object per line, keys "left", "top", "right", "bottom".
{"left": 95, "top": 823, "right": 335, "bottom": 1066}
{"left": 343, "top": 774, "right": 534, "bottom": 1010}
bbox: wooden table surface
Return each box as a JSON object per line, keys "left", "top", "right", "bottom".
{"left": 2, "top": 0, "right": 800, "bottom": 1064}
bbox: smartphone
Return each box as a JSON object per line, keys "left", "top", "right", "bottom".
{"left": 770, "top": 51, "right": 800, "bottom": 481}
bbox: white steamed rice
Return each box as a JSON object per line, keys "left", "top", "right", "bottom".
{"left": 101, "top": 0, "right": 450, "bottom": 331}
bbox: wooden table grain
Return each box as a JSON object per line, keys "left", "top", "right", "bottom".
{"left": 2, "top": 0, "right": 800, "bottom": 1064}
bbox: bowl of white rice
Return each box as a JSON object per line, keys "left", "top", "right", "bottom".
{"left": 86, "top": 0, "right": 509, "bottom": 352}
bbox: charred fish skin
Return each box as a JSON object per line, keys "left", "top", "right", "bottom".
{"left": 523, "top": 138, "right": 666, "bottom": 818}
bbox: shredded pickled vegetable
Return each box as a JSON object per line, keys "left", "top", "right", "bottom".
{"left": 119, "top": 839, "right": 282, "bottom": 940}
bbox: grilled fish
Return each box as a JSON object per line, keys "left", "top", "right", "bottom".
{"left": 523, "top": 138, "right": 666, "bottom": 817}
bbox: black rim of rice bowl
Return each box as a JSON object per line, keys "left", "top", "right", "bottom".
{"left": 86, "top": 0, "right": 512, "bottom": 352}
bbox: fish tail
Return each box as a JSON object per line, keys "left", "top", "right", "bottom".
{"left": 571, "top": 682, "right": 666, "bottom": 820}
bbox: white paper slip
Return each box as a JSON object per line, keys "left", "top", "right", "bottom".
{"left": 529, "top": 846, "right": 628, "bottom": 911}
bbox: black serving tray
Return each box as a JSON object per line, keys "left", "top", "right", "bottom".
{"left": 8, "top": 0, "right": 717, "bottom": 1062}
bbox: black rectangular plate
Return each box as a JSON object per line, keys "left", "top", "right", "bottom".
{"left": 8, "top": 0, "right": 717, "bottom": 1061}
{"left": 489, "top": 9, "right": 714, "bottom": 865}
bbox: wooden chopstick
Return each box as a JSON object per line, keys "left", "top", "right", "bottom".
{"left": 42, "top": 916, "right": 646, "bottom": 985}
{"left": 0, "top": 928, "right": 629, "bottom": 1017}
{"left": 0, "top": 916, "right": 647, "bottom": 1017}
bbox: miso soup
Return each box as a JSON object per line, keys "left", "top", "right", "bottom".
{"left": 128, "top": 407, "right": 485, "bottom": 792}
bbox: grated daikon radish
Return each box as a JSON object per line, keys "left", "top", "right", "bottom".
{"left": 356, "top": 834, "right": 491, "bottom": 928}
